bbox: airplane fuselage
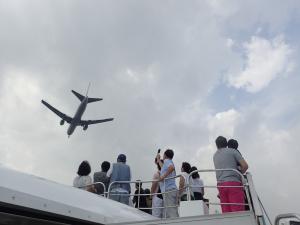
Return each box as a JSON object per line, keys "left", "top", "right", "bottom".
{"left": 67, "top": 98, "right": 88, "bottom": 136}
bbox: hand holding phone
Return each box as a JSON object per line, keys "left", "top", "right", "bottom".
{"left": 156, "top": 149, "right": 161, "bottom": 161}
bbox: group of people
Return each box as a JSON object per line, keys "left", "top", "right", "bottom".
{"left": 73, "top": 153, "right": 131, "bottom": 205}
{"left": 150, "top": 149, "right": 206, "bottom": 218}
{"left": 73, "top": 135, "right": 249, "bottom": 218}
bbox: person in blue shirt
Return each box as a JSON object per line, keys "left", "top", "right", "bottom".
{"left": 156, "top": 149, "right": 179, "bottom": 218}
{"left": 109, "top": 154, "right": 131, "bottom": 205}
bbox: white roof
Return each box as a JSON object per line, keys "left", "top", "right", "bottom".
{"left": 0, "top": 165, "right": 155, "bottom": 224}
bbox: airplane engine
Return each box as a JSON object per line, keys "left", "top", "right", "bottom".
{"left": 83, "top": 124, "right": 88, "bottom": 131}
{"left": 60, "top": 120, "right": 65, "bottom": 126}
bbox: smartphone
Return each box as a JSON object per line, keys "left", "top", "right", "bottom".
{"left": 157, "top": 149, "right": 161, "bottom": 153}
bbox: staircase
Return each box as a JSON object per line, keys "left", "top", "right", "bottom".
{"left": 109, "top": 211, "right": 257, "bottom": 225}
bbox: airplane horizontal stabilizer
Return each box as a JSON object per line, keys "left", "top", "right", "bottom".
{"left": 80, "top": 118, "right": 114, "bottom": 126}
{"left": 71, "top": 90, "right": 85, "bottom": 102}
{"left": 87, "top": 97, "right": 103, "bottom": 103}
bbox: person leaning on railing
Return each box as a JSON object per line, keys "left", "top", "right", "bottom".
{"left": 156, "top": 149, "right": 179, "bottom": 218}
{"left": 213, "top": 136, "right": 249, "bottom": 213}
{"left": 227, "top": 139, "right": 250, "bottom": 211}
{"left": 93, "top": 161, "right": 110, "bottom": 195}
{"left": 109, "top": 154, "right": 131, "bottom": 205}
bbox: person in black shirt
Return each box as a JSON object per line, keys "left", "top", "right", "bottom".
{"left": 132, "top": 180, "right": 149, "bottom": 213}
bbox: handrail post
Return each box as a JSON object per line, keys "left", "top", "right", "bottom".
{"left": 107, "top": 181, "right": 116, "bottom": 199}
{"left": 246, "top": 172, "right": 265, "bottom": 225}
{"left": 187, "top": 180, "right": 191, "bottom": 201}
{"left": 246, "top": 173, "right": 263, "bottom": 216}
{"left": 137, "top": 180, "right": 141, "bottom": 209}
{"left": 187, "top": 169, "right": 250, "bottom": 212}
{"left": 163, "top": 178, "right": 167, "bottom": 218}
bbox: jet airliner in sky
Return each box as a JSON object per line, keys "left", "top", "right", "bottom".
{"left": 41, "top": 85, "right": 113, "bottom": 137}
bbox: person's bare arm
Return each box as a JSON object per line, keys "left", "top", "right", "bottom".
{"left": 151, "top": 181, "right": 158, "bottom": 195}
{"left": 86, "top": 184, "right": 96, "bottom": 193}
{"left": 239, "top": 159, "right": 249, "bottom": 174}
{"left": 86, "top": 177, "right": 96, "bottom": 193}
{"left": 156, "top": 154, "right": 163, "bottom": 168}
{"left": 179, "top": 176, "right": 184, "bottom": 196}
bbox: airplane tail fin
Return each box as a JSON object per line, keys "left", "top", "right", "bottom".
{"left": 85, "top": 83, "right": 102, "bottom": 103}
{"left": 86, "top": 82, "right": 91, "bottom": 97}
{"left": 72, "top": 83, "right": 102, "bottom": 103}
{"left": 71, "top": 90, "right": 85, "bottom": 102}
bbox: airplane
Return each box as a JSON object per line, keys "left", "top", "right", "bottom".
{"left": 41, "top": 84, "right": 113, "bottom": 137}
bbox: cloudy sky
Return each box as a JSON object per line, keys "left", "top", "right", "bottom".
{"left": 0, "top": 0, "right": 300, "bottom": 220}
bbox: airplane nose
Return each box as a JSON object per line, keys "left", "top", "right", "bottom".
{"left": 67, "top": 126, "right": 74, "bottom": 136}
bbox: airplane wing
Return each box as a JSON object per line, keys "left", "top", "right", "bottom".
{"left": 41, "top": 100, "right": 73, "bottom": 123}
{"left": 79, "top": 118, "right": 114, "bottom": 126}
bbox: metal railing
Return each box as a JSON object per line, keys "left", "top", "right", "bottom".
{"left": 107, "top": 174, "right": 182, "bottom": 218}
{"left": 246, "top": 172, "right": 266, "bottom": 225}
{"left": 74, "top": 169, "right": 255, "bottom": 219}
{"left": 105, "top": 169, "right": 252, "bottom": 218}
{"left": 275, "top": 214, "right": 300, "bottom": 225}
{"left": 161, "top": 174, "right": 182, "bottom": 218}
{"left": 186, "top": 169, "right": 252, "bottom": 212}
{"left": 107, "top": 180, "right": 149, "bottom": 208}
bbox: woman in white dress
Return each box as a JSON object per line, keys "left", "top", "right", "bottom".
{"left": 73, "top": 160, "right": 96, "bottom": 193}
{"left": 151, "top": 158, "right": 164, "bottom": 218}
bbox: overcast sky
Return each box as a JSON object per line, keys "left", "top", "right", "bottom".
{"left": 0, "top": 0, "right": 300, "bottom": 220}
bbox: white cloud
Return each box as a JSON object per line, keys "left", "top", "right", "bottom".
{"left": 228, "top": 35, "right": 293, "bottom": 93}
{"left": 257, "top": 124, "right": 291, "bottom": 163}
{"left": 208, "top": 109, "right": 241, "bottom": 139}
{"left": 0, "top": 68, "right": 41, "bottom": 108}
{"left": 226, "top": 38, "right": 234, "bottom": 48}
{"left": 0, "top": 0, "right": 237, "bottom": 185}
